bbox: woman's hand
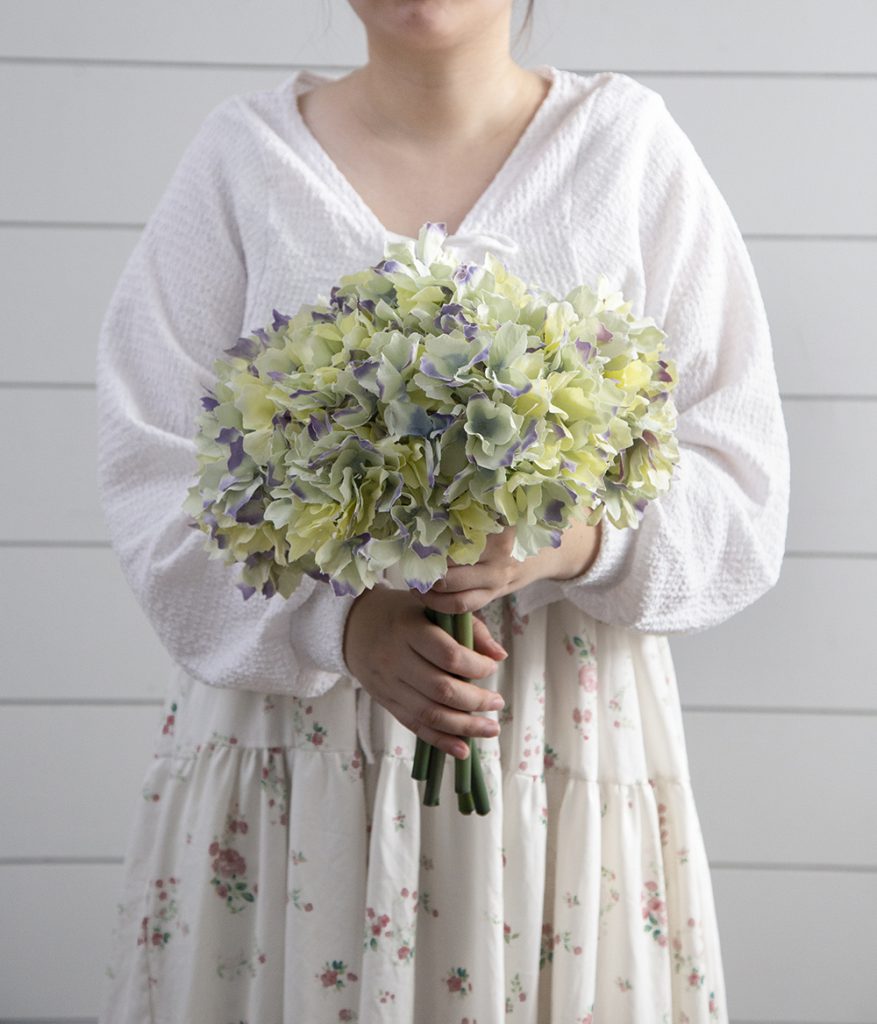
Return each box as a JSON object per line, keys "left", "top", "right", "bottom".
{"left": 343, "top": 584, "right": 508, "bottom": 759}
{"left": 415, "top": 519, "right": 602, "bottom": 616}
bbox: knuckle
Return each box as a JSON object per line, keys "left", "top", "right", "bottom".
{"left": 434, "top": 678, "right": 457, "bottom": 705}
{"left": 418, "top": 704, "right": 443, "bottom": 729}
{"left": 443, "top": 646, "right": 464, "bottom": 676}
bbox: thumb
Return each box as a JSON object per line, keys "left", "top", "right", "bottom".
{"left": 472, "top": 614, "right": 509, "bottom": 661}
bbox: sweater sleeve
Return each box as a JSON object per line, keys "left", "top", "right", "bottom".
{"left": 95, "top": 96, "right": 358, "bottom": 696}
{"left": 518, "top": 87, "right": 791, "bottom": 633}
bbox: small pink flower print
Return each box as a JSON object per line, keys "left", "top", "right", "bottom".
{"left": 445, "top": 966, "right": 472, "bottom": 995}
{"left": 578, "top": 665, "right": 597, "bottom": 692}
{"left": 641, "top": 880, "right": 668, "bottom": 945}
{"left": 212, "top": 847, "right": 247, "bottom": 879}
{"left": 573, "top": 945, "right": 583, "bottom": 955}
{"left": 306, "top": 722, "right": 328, "bottom": 747}
{"left": 339, "top": 1011, "right": 354, "bottom": 1021}
{"left": 305, "top": 902, "right": 314, "bottom": 912}
{"left": 397, "top": 945, "right": 412, "bottom": 961}
{"left": 161, "top": 703, "right": 177, "bottom": 735}
{"left": 318, "top": 959, "right": 351, "bottom": 991}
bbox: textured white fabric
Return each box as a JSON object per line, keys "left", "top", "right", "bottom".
{"left": 95, "top": 63, "right": 789, "bottom": 701}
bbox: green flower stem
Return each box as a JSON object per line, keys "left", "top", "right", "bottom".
{"left": 411, "top": 605, "right": 438, "bottom": 782}
{"left": 470, "top": 733, "right": 491, "bottom": 815}
{"left": 458, "top": 789, "right": 475, "bottom": 814}
{"left": 423, "top": 741, "right": 445, "bottom": 806}
{"left": 452, "top": 612, "right": 474, "bottom": 797}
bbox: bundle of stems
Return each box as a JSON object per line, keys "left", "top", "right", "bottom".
{"left": 410, "top": 607, "right": 491, "bottom": 814}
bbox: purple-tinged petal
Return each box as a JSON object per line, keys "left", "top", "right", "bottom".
{"left": 224, "top": 335, "right": 261, "bottom": 360}
{"left": 519, "top": 419, "right": 538, "bottom": 451}
{"left": 544, "top": 498, "right": 564, "bottom": 524}
{"left": 596, "top": 324, "right": 613, "bottom": 342}
{"left": 200, "top": 394, "right": 219, "bottom": 411}
{"left": 272, "top": 309, "right": 291, "bottom": 330}
{"left": 217, "top": 427, "right": 239, "bottom": 445}
{"left": 574, "top": 339, "right": 595, "bottom": 362}
{"left": 227, "top": 436, "right": 245, "bottom": 472}
{"left": 307, "top": 411, "right": 331, "bottom": 442}
{"left": 311, "top": 309, "right": 336, "bottom": 324}
{"left": 236, "top": 582, "right": 256, "bottom": 600}
{"left": 374, "top": 258, "right": 404, "bottom": 274}
{"left": 411, "top": 540, "right": 441, "bottom": 558}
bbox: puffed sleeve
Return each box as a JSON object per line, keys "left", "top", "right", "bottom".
{"left": 518, "top": 85, "right": 791, "bottom": 633}
{"left": 95, "top": 95, "right": 358, "bottom": 695}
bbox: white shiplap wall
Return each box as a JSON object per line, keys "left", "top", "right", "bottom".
{"left": 1, "top": 2, "right": 875, "bottom": 1021}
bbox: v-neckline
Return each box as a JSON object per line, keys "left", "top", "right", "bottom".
{"left": 285, "top": 63, "right": 563, "bottom": 243}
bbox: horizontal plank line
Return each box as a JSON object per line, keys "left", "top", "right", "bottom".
{"left": 1, "top": 55, "right": 876, "bottom": 79}
{"left": 0, "top": 1019, "right": 98, "bottom": 1024}
{"left": 710, "top": 860, "right": 877, "bottom": 874}
{"left": 781, "top": 394, "right": 877, "bottom": 401}
{"left": 0, "top": 856, "right": 123, "bottom": 866}
{"left": 0, "top": 855, "right": 872, "bottom": 876}
{"left": 744, "top": 232, "right": 877, "bottom": 242}
{"left": 0, "top": 219, "right": 144, "bottom": 231}
{"left": 2, "top": 379, "right": 876, "bottom": 403}
{"left": 0, "top": 381, "right": 95, "bottom": 390}
{"left": 3, "top": 698, "right": 873, "bottom": 717}
{"left": 1, "top": 540, "right": 876, "bottom": 563}
{"left": 784, "top": 550, "right": 877, "bottom": 559}
{"left": 681, "top": 704, "right": 877, "bottom": 717}
{"left": 2, "top": 219, "right": 875, "bottom": 243}
{"left": 0, "top": 540, "right": 111, "bottom": 549}
{"left": 0, "top": 698, "right": 164, "bottom": 707}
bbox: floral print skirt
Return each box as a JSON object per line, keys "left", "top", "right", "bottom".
{"left": 98, "top": 593, "right": 728, "bottom": 1023}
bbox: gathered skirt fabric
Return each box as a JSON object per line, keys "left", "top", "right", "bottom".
{"left": 98, "top": 593, "right": 728, "bottom": 1023}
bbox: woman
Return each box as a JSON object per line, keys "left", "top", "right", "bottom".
{"left": 96, "top": 1, "right": 790, "bottom": 1021}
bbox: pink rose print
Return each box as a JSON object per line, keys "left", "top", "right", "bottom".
{"left": 641, "top": 879, "right": 668, "bottom": 946}
{"left": 445, "top": 966, "right": 472, "bottom": 995}
{"left": 316, "top": 959, "right": 357, "bottom": 991}
{"left": 578, "top": 664, "right": 597, "bottom": 692}
{"left": 208, "top": 804, "right": 255, "bottom": 912}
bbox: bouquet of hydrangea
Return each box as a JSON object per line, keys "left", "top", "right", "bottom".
{"left": 183, "top": 221, "right": 680, "bottom": 815}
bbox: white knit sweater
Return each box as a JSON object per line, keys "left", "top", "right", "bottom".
{"left": 95, "top": 63, "right": 790, "bottom": 698}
